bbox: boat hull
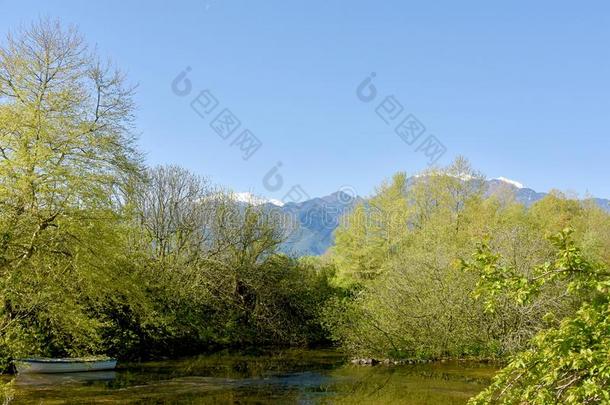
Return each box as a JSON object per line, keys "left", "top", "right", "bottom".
{"left": 15, "top": 358, "right": 117, "bottom": 374}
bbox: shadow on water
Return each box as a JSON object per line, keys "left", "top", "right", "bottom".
{"left": 0, "top": 349, "right": 497, "bottom": 404}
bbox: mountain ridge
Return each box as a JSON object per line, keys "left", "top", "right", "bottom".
{"left": 239, "top": 178, "right": 610, "bottom": 256}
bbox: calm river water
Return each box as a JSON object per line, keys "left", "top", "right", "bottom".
{"left": 1, "top": 349, "right": 497, "bottom": 404}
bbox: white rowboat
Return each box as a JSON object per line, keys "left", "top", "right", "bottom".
{"left": 15, "top": 357, "right": 117, "bottom": 374}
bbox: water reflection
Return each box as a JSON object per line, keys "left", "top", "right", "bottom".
{"left": 15, "top": 371, "right": 117, "bottom": 387}
{"left": 1, "top": 350, "right": 497, "bottom": 404}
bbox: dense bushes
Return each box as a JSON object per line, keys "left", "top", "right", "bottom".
{"left": 463, "top": 229, "right": 610, "bottom": 403}
{"left": 325, "top": 158, "right": 609, "bottom": 362}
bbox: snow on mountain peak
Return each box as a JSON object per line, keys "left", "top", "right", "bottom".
{"left": 495, "top": 177, "right": 525, "bottom": 189}
{"left": 234, "top": 192, "right": 284, "bottom": 207}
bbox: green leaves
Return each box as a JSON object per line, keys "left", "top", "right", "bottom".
{"left": 326, "top": 158, "right": 610, "bottom": 366}
{"left": 0, "top": 19, "right": 141, "bottom": 367}
{"left": 466, "top": 230, "right": 610, "bottom": 404}
{"left": 462, "top": 228, "right": 603, "bottom": 316}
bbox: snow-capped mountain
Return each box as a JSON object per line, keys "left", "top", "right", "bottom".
{"left": 494, "top": 177, "right": 525, "bottom": 189}
{"left": 233, "top": 192, "right": 284, "bottom": 207}
{"left": 239, "top": 179, "right": 609, "bottom": 257}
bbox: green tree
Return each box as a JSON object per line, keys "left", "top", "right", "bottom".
{"left": 0, "top": 18, "right": 141, "bottom": 365}
{"left": 326, "top": 158, "right": 589, "bottom": 361}
{"left": 463, "top": 229, "right": 610, "bottom": 404}
{"left": 332, "top": 172, "right": 410, "bottom": 285}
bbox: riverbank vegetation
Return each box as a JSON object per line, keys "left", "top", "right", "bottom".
{"left": 1, "top": 19, "right": 610, "bottom": 404}
{"left": 0, "top": 19, "right": 337, "bottom": 369}
{"left": 324, "top": 159, "right": 609, "bottom": 361}
{"left": 324, "top": 159, "right": 610, "bottom": 402}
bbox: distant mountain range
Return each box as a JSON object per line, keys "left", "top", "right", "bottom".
{"left": 237, "top": 178, "right": 610, "bottom": 257}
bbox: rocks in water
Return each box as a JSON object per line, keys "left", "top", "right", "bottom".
{"left": 350, "top": 358, "right": 380, "bottom": 366}
{"left": 350, "top": 358, "right": 441, "bottom": 366}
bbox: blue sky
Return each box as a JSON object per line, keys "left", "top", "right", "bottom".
{"left": 2, "top": 1, "right": 609, "bottom": 199}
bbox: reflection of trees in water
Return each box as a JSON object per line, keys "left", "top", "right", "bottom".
{"left": 324, "top": 362, "right": 496, "bottom": 404}
{"left": 3, "top": 352, "right": 495, "bottom": 404}
{"left": 1, "top": 378, "right": 14, "bottom": 404}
